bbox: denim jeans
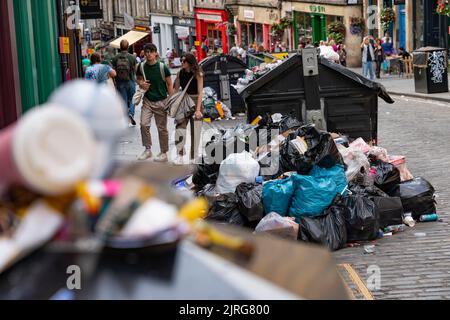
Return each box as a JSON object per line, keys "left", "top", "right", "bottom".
{"left": 362, "top": 61, "right": 375, "bottom": 80}
{"left": 116, "top": 80, "right": 136, "bottom": 117}
{"left": 376, "top": 59, "right": 383, "bottom": 78}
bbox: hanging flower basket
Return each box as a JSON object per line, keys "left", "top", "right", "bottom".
{"left": 328, "top": 32, "right": 345, "bottom": 44}
{"left": 327, "top": 21, "right": 346, "bottom": 36}
{"left": 271, "top": 17, "right": 292, "bottom": 38}
{"left": 327, "top": 21, "right": 346, "bottom": 43}
{"left": 380, "top": 7, "right": 396, "bottom": 32}
{"left": 349, "top": 16, "right": 365, "bottom": 36}
{"left": 436, "top": 0, "right": 450, "bottom": 16}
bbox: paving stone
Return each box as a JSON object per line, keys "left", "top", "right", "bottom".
{"left": 333, "top": 97, "right": 450, "bottom": 299}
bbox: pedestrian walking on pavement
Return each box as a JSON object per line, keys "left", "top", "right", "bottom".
{"left": 85, "top": 52, "right": 116, "bottom": 84}
{"left": 173, "top": 53, "right": 204, "bottom": 165}
{"left": 361, "top": 36, "right": 375, "bottom": 80}
{"left": 112, "top": 40, "right": 137, "bottom": 126}
{"left": 337, "top": 42, "right": 347, "bottom": 67}
{"left": 136, "top": 43, "right": 174, "bottom": 162}
{"left": 82, "top": 55, "right": 91, "bottom": 77}
{"left": 374, "top": 38, "right": 385, "bottom": 79}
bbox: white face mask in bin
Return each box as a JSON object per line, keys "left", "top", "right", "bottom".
{"left": 49, "top": 80, "right": 128, "bottom": 179}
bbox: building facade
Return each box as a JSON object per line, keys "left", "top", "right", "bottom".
{"left": 362, "top": 0, "right": 449, "bottom": 53}
{"left": 282, "top": 0, "right": 363, "bottom": 67}
{"left": 173, "top": 0, "right": 197, "bottom": 55}
{"left": 226, "top": 0, "right": 281, "bottom": 51}
{"left": 149, "top": 0, "right": 175, "bottom": 55}
{"left": 194, "top": 0, "right": 230, "bottom": 60}
{"left": 1, "top": 0, "right": 64, "bottom": 129}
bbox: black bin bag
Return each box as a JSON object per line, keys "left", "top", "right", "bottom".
{"left": 349, "top": 182, "right": 389, "bottom": 198}
{"left": 373, "top": 196, "right": 404, "bottom": 228}
{"left": 205, "top": 193, "right": 246, "bottom": 226}
{"left": 235, "top": 183, "right": 264, "bottom": 223}
{"left": 279, "top": 125, "right": 343, "bottom": 175}
{"left": 371, "top": 160, "right": 401, "bottom": 195}
{"left": 192, "top": 163, "right": 220, "bottom": 190}
{"left": 298, "top": 197, "right": 348, "bottom": 251}
{"left": 341, "top": 195, "right": 380, "bottom": 242}
{"left": 392, "top": 177, "right": 436, "bottom": 220}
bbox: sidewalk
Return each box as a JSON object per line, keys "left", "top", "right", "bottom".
{"left": 349, "top": 67, "right": 450, "bottom": 103}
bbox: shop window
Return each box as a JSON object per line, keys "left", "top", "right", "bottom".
{"left": 255, "top": 23, "right": 263, "bottom": 47}
{"left": 240, "top": 23, "right": 248, "bottom": 48}
{"left": 295, "top": 12, "right": 313, "bottom": 45}
{"left": 207, "top": 24, "right": 222, "bottom": 50}
{"left": 325, "top": 15, "right": 343, "bottom": 25}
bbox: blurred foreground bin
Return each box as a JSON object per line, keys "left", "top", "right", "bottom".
{"left": 413, "top": 47, "right": 449, "bottom": 94}
{"left": 200, "top": 54, "right": 248, "bottom": 114}
{"left": 240, "top": 48, "right": 394, "bottom": 143}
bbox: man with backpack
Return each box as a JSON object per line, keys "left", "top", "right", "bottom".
{"left": 135, "top": 43, "right": 174, "bottom": 162}
{"left": 112, "top": 40, "right": 137, "bottom": 126}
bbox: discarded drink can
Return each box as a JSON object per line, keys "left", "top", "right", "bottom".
{"left": 383, "top": 224, "right": 406, "bottom": 233}
{"left": 419, "top": 213, "right": 438, "bottom": 222}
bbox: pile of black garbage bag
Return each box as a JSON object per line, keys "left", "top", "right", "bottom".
{"left": 191, "top": 115, "right": 437, "bottom": 251}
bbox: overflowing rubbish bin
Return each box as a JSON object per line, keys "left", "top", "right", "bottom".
{"left": 413, "top": 47, "right": 449, "bottom": 94}
{"left": 200, "top": 54, "right": 248, "bottom": 114}
{"left": 240, "top": 48, "right": 394, "bottom": 143}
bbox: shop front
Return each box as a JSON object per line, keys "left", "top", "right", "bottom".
{"left": 150, "top": 14, "right": 174, "bottom": 56}
{"left": 282, "top": 1, "right": 363, "bottom": 67}
{"left": 236, "top": 6, "right": 279, "bottom": 51}
{"left": 173, "top": 17, "right": 196, "bottom": 56}
{"left": 194, "top": 8, "right": 229, "bottom": 61}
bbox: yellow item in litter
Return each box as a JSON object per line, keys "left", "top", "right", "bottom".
{"left": 76, "top": 182, "right": 101, "bottom": 215}
{"left": 203, "top": 118, "right": 211, "bottom": 123}
{"left": 178, "top": 197, "right": 208, "bottom": 223}
{"left": 193, "top": 220, "right": 244, "bottom": 251}
{"left": 215, "top": 101, "right": 225, "bottom": 118}
{"left": 250, "top": 115, "right": 262, "bottom": 126}
{"left": 192, "top": 220, "right": 254, "bottom": 257}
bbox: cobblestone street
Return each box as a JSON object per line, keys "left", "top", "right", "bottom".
{"left": 333, "top": 95, "right": 450, "bottom": 299}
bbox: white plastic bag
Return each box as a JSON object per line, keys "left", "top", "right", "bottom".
{"left": 254, "top": 212, "right": 299, "bottom": 240}
{"left": 216, "top": 151, "right": 260, "bottom": 194}
{"left": 349, "top": 137, "right": 371, "bottom": 154}
{"left": 337, "top": 144, "right": 370, "bottom": 182}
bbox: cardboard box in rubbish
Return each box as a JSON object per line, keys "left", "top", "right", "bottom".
{"left": 211, "top": 223, "right": 350, "bottom": 300}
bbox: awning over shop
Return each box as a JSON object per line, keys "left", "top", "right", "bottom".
{"left": 109, "top": 30, "right": 149, "bottom": 49}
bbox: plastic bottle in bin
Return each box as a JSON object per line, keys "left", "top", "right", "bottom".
{"left": 419, "top": 213, "right": 438, "bottom": 222}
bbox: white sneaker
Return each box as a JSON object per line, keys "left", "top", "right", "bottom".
{"left": 138, "top": 149, "right": 152, "bottom": 160}
{"left": 154, "top": 153, "right": 168, "bottom": 163}
{"left": 173, "top": 155, "right": 184, "bottom": 166}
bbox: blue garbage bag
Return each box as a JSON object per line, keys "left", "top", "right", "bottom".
{"left": 309, "top": 164, "right": 348, "bottom": 196}
{"left": 262, "top": 177, "right": 294, "bottom": 216}
{"left": 289, "top": 174, "right": 340, "bottom": 219}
